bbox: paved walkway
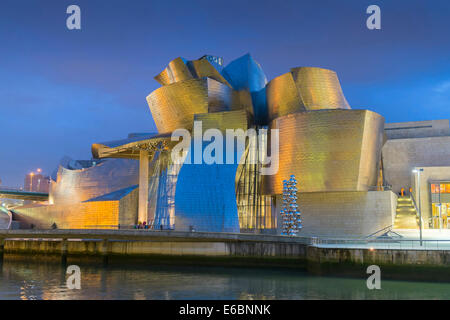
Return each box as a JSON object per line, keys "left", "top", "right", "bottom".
{"left": 315, "top": 229, "right": 450, "bottom": 250}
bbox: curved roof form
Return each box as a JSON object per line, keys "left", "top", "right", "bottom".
{"left": 266, "top": 67, "right": 350, "bottom": 121}
{"left": 154, "top": 57, "right": 194, "bottom": 86}
{"left": 266, "top": 72, "right": 306, "bottom": 121}
{"left": 291, "top": 67, "right": 350, "bottom": 111}
{"left": 50, "top": 158, "right": 139, "bottom": 205}
{"left": 92, "top": 132, "right": 172, "bottom": 159}
{"left": 222, "top": 53, "right": 268, "bottom": 92}
{"left": 186, "top": 58, "right": 231, "bottom": 87}
{"left": 154, "top": 55, "right": 230, "bottom": 87}
{"left": 147, "top": 78, "right": 235, "bottom": 133}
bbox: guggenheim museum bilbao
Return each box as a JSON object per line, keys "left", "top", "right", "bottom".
{"left": 12, "top": 54, "right": 450, "bottom": 237}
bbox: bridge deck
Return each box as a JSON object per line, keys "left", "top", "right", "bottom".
{"left": 0, "top": 188, "right": 48, "bottom": 201}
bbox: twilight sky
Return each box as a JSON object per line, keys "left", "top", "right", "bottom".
{"left": 1, "top": 0, "right": 450, "bottom": 186}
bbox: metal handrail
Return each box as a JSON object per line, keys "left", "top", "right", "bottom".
{"left": 409, "top": 192, "right": 422, "bottom": 224}
{"left": 364, "top": 225, "right": 394, "bottom": 239}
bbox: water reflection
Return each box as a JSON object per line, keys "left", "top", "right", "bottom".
{"left": 0, "top": 259, "right": 449, "bottom": 300}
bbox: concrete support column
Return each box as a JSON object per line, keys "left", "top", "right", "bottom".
{"left": 61, "top": 238, "right": 68, "bottom": 266}
{"left": 138, "top": 149, "right": 149, "bottom": 224}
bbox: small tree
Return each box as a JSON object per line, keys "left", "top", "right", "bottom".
{"left": 280, "top": 175, "right": 302, "bottom": 236}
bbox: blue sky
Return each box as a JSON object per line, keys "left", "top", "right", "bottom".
{"left": 1, "top": 0, "right": 450, "bottom": 186}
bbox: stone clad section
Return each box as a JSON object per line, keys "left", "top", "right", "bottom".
{"left": 382, "top": 136, "right": 450, "bottom": 193}
{"left": 384, "top": 120, "right": 450, "bottom": 140}
{"left": 276, "top": 191, "right": 396, "bottom": 237}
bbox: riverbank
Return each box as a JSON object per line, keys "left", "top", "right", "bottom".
{"left": 0, "top": 230, "right": 449, "bottom": 282}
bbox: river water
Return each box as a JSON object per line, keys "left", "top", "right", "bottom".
{"left": 0, "top": 259, "right": 449, "bottom": 300}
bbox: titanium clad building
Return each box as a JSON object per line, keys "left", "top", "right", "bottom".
{"left": 14, "top": 54, "right": 405, "bottom": 237}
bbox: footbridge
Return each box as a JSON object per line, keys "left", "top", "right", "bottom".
{"left": 0, "top": 187, "right": 48, "bottom": 201}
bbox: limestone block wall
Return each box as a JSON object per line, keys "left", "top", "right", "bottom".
{"left": 382, "top": 136, "right": 450, "bottom": 193}
{"left": 276, "top": 191, "right": 396, "bottom": 237}
{"left": 384, "top": 120, "right": 450, "bottom": 140}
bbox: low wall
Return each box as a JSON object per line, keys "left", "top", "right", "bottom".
{"left": 276, "top": 191, "right": 397, "bottom": 237}
{"left": 1, "top": 230, "right": 449, "bottom": 281}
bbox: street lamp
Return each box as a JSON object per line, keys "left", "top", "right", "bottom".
{"left": 412, "top": 168, "right": 424, "bottom": 246}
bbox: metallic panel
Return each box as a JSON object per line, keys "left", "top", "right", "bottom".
{"left": 262, "top": 109, "right": 385, "bottom": 195}
{"left": 13, "top": 187, "right": 139, "bottom": 229}
{"left": 174, "top": 140, "right": 240, "bottom": 233}
{"left": 206, "top": 78, "right": 233, "bottom": 113}
{"left": 250, "top": 88, "right": 268, "bottom": 125}
{"left": 146, "top": 78, "right": 235, "bottom": 133}
{"left": 50, "top": 158, "right": 139, "bottom": 205}
{"left": 154, "top": 57, "right": 193, "bottom": 85}
{"left": 173, "top": 110, "right": 251, "bottom": 232}
{"left": 0, "top": 207, "right": 11, "bottom": 229}
{"left": 194, "top": 109, "right": 248, "bottom": 132}
{"left": 92, "top": 132, "right": 172, "bottom": 159}
{"left": 231, "top": 90, "right": 254, "bottom": 114}
{"left": 174, "top": 163, "right": 241, "bottom": 233}
{"left": 222, "top": 53, "right": 267, "bottom": 92}
{"left": 291, "top": 67, "right": 351, "bottom": 111}
{"left": 266, "top": 72, "right": 306, "bottom": 121}
{"left": 187, "top": 58, "right": 231, "bottom": 87}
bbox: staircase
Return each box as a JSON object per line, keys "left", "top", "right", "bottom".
{"left": 394, "top": 196, "right": 419, "bottom": 229}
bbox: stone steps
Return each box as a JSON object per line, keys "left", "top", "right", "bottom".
{"left": 394, "top": 196, "right": 419, "bottom": 229}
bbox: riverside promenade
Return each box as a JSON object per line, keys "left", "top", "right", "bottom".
{"left": 0, "top": 229, "right": 449, "bottom": 282}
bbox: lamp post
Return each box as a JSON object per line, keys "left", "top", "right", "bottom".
{"left": 412, "top": 168, "right": 424, "bottom": 246}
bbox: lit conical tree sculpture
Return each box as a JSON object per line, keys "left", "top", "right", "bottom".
{"left": 280, "top": 175, "right": 302, "bottom": 236}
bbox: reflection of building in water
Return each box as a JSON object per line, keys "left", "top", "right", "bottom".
{"left": 13, "top": 54, "right": 450, "bottom": 236}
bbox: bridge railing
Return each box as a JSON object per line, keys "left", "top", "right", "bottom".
{"left": 0, "top": 186, "right": 25, "bottom": 192}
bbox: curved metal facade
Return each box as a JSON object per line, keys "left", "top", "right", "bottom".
{"left": 146, "top": 78, "right": 234, "bottom": 133}
{"left": 80, "top": 53, "right": 387, "bottom": 236}
{"left": 154, "top": 57, "right": 193, "bottom": 86}
{"left": 291, "top": 67, "right": 350, "bottom": 111}
{"left": 222, "top": 54, "right": 267, "bottom": 92}
{"left": 262, "top": 109, "right": 385, "bottom": 195}
{"left": 50, "top": 158, "right": 139, "bottom": 205}
{"left": 186, "top": 58, "right": 231, "bottom": 87}
{"left": 266, "top": 72, "right": 305, "bottom": 121}
{"left": 266, "top": 67, "right": 351, "bottom": 121}
{"left": 174, "top": 138, "right": 241, "bottom": 233}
